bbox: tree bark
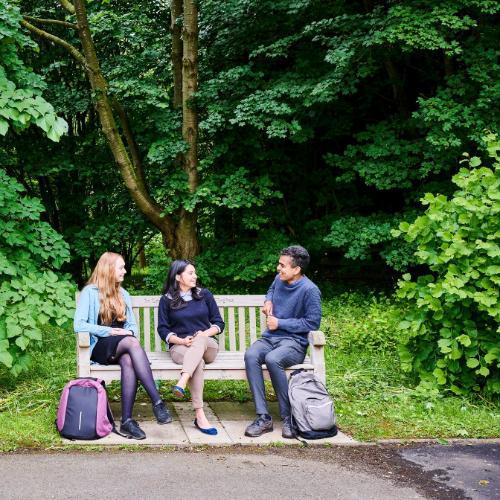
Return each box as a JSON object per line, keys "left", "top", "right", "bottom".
{"left": 170, "top": 0, "right": 183, "bottom": 109}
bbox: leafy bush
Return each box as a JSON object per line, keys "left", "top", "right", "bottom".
{"left": 0, "top": 170, "right": 74, "bottom": 375}
{"left": 394, "top": 136, "right": 500, "bottom": 394}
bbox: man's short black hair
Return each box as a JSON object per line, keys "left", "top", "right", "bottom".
{"left": 280, "top": 245, "right": 310, "bottom": 273}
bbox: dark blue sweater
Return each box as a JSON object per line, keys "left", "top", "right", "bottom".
{"left": 157, "top": 289, "right": 224, "bottom": 347}
{"left": 263, "top": 274, "right": 321, "bottom": 348}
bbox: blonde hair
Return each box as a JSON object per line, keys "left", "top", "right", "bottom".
{"left": 88, "top": 252, "right": 126, "bottom": 325}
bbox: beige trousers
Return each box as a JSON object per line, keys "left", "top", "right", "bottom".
{"left": 169, "top": 336, "right": 219, "bottom": 409}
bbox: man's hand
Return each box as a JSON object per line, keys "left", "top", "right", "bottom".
{"left": 262, "top": 300, "right": 273, "bottom": 317}
{"left": 183, "top": 336, "right": 194, "bottom": 347}
{"left": 266, "top": 315, "right": 279, "bottom": 331}
{"left": 111, "top": 328, "right": 133, "bottom": 336}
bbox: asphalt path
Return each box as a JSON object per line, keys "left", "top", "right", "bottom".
{"left": 0, "top": 443, "right": 497, "bottom": 499}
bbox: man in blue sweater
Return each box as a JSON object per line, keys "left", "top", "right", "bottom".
{"left": 244, "top": 245, "right": 322, "bottom": 438}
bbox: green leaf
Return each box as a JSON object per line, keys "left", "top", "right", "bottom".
{"left": 477, "top": 366, "right": 490, "bottom": 377}
{"left": 0, "top": 351, "right": 13, "bottom": 368}
{"left": 466, "top": 358, "right": 480, "bottom": 368}
{"left": 15, "top": 336, "right": 29, "bottom": 350}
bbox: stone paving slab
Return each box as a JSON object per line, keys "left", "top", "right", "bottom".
{"left": 172, "top": 402, "right": 233, "bottom": 444}
{"left": 63, "top": 401, "right": 355, "bottom": 446}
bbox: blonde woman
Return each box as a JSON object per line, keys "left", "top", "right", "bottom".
{"left": 74, "top": 252, "right": 172, "bottom": 439}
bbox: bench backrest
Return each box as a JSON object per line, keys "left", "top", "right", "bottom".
{"left": 130, "top": 295, "right": 266, "bottom": 353}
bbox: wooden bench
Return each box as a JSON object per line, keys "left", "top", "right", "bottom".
{"left": 76, "top": 295, "right": 326, "bottom": 384}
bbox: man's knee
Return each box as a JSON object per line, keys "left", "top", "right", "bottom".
{"left": 264, "top": 351, "right": 285, "bottom": 369}
{"left": 244, "top": 345, "right": 261, "bottom": 365}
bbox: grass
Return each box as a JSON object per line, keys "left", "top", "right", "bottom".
{"left": 0, "top": 291, "right": 499, "bottom": 451}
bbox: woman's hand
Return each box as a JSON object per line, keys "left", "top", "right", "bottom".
{"left": 111, "top": 328, "right": 133, "bottom": 336}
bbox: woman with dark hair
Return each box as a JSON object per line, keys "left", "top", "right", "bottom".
{"left": 74, "top": 252, "right": 172, "bottom": 440}
{"left": 157, "top": 260, "right": 224, "bottom": 435}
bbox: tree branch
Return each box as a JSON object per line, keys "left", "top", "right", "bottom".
{"left": 112, "top": 100, "right": 147, "bottom": 186}
{"left": 59, "top": 0, "right": 76, "bottom": 14}
{"left": 23, "top": 16, "right": 77, "bottom": 30}
{"left": 21, "top": 20, "right": 86, "bottom": 66}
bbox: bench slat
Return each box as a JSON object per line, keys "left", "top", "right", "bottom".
{"left": 228, "top": 307, "right": 236, "bottom": 351}
{"left": 238, "top": 307, "right": 246, "bottom": 351}
{"left": 153, "top": 307, "right": 162, "bottom": 352}
{"left": 249, "top": 307, "right": 257, "bottom": 344}
{"left": 260, "top": 311, "right": 266, "bottom": 336}
{"left": 214, "top": 295, "right": 264, "bottom": 307}
{"left": 218, "top": 307, "right": 225, "bottom": 352}
{"left": 143, "top": 308, "right": 151, "bottom": 352}
{"left": 133, "top": 307, "right": 140, "bottom": 343}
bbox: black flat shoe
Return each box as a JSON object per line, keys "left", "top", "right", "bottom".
{"left": 118, "top": 418, "right": 146, "bottom": 440}
{"left": 153, "top": 400, "right": 173, "bottom": 424}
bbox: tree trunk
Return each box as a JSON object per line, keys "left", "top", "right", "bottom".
{"left": 170, "top": 0, "right": 183, "bottom": 109}
{"left": 175, "top": 0, "right": 200, "bottom": 259}
{"left": 23, "top": 1, "right": 201, "bottom": 259}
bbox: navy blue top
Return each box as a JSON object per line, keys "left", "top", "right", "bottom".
{"left": 157, "top": 289, "right": 225, "bottom": 348}
{"left": 263, "top": 274, "right": 322, "bottom": 348}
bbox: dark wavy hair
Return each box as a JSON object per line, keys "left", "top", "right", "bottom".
{"left": 162, "top": 259, "right": 202, "bottom": 309}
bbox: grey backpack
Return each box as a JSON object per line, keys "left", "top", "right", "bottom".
{"left": 288, "top": 370, "right": 337, "bottom": 439}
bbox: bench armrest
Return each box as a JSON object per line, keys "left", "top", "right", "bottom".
{"left": 77, "top": 331, "right": 90, "bottom": 347}
{"left": 76, "top": 332, "right": 91, "bottom": 377}
{"left": 308, "top": 330, "right": 326, "bottom": 385}
{"left": 308, "top": 330, "right": 326, "bottom": 346}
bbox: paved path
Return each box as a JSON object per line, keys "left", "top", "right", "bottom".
{"left": 64, "top": 401, "right": 354, "bottom": 446}
{"left": 1, "top": 444, "right": 498, "bottom": 499}
{"left": 0, "top": 451, "right": 422, "bottom": 499}
{"left": 402, "top": 444, "right": 499, "bottom": 499}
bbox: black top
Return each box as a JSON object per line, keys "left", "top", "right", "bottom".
{"left": 97, "top": 315, "right": 125, "bottom": 329}
{"left": 157, "top": 289, "right": 225, "bottom": 345}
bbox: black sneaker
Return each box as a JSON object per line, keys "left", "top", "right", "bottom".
{"left": 244, "top": 415, "right": 273, "bottom": 437}
{"left": 119, "top": 418, "right": 146, "bottom": 440}
{"left": 281, "top": 416, "right": 296, "bottom": 439}
{"left": 153, "top": 400, "right": 173, "bottom": 424}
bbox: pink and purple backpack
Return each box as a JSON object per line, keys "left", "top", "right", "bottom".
{"left": 56, "top": 378, "right": 114, "bottom": 440}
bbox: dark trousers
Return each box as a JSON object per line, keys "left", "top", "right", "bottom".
{"left": 244, "top": 336, "right": 306, "bottom": 419}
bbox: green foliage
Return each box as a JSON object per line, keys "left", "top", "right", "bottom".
{"left": 9, "top": 0, "right": 499, "bottom": 287}
{"left": 394, "top": 136, "right": 500, "bottom": 394}
{"left": 0, "top": 170, "right": 73, "bottom": 375}
{"left": 195, "top": 230, "right": 290, "bottom": 291}
{"left": 322, "top": 292, "right": 403, "bottom": 353}
{"left": 0, "top": 0, "right": 67, "bottom": 140}
{"left": 324, "top": 213, "right": 417, "bottom": 270}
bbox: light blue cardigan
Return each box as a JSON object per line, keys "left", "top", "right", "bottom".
{"left": 74, "top": 284, "right": 138, "bottom": 356}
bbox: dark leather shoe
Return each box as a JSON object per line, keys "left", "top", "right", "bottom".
{"left": 153, "top": 400, "right": 173, "bottom": 424}
{"left": 119, "top": 418, "right": 146, "bottom": 440}
{"left": 282, "top": 416, "right": 296, "bottom": 439}
{"left": 244, "top": 415, "right": 273, "bottom": 437}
